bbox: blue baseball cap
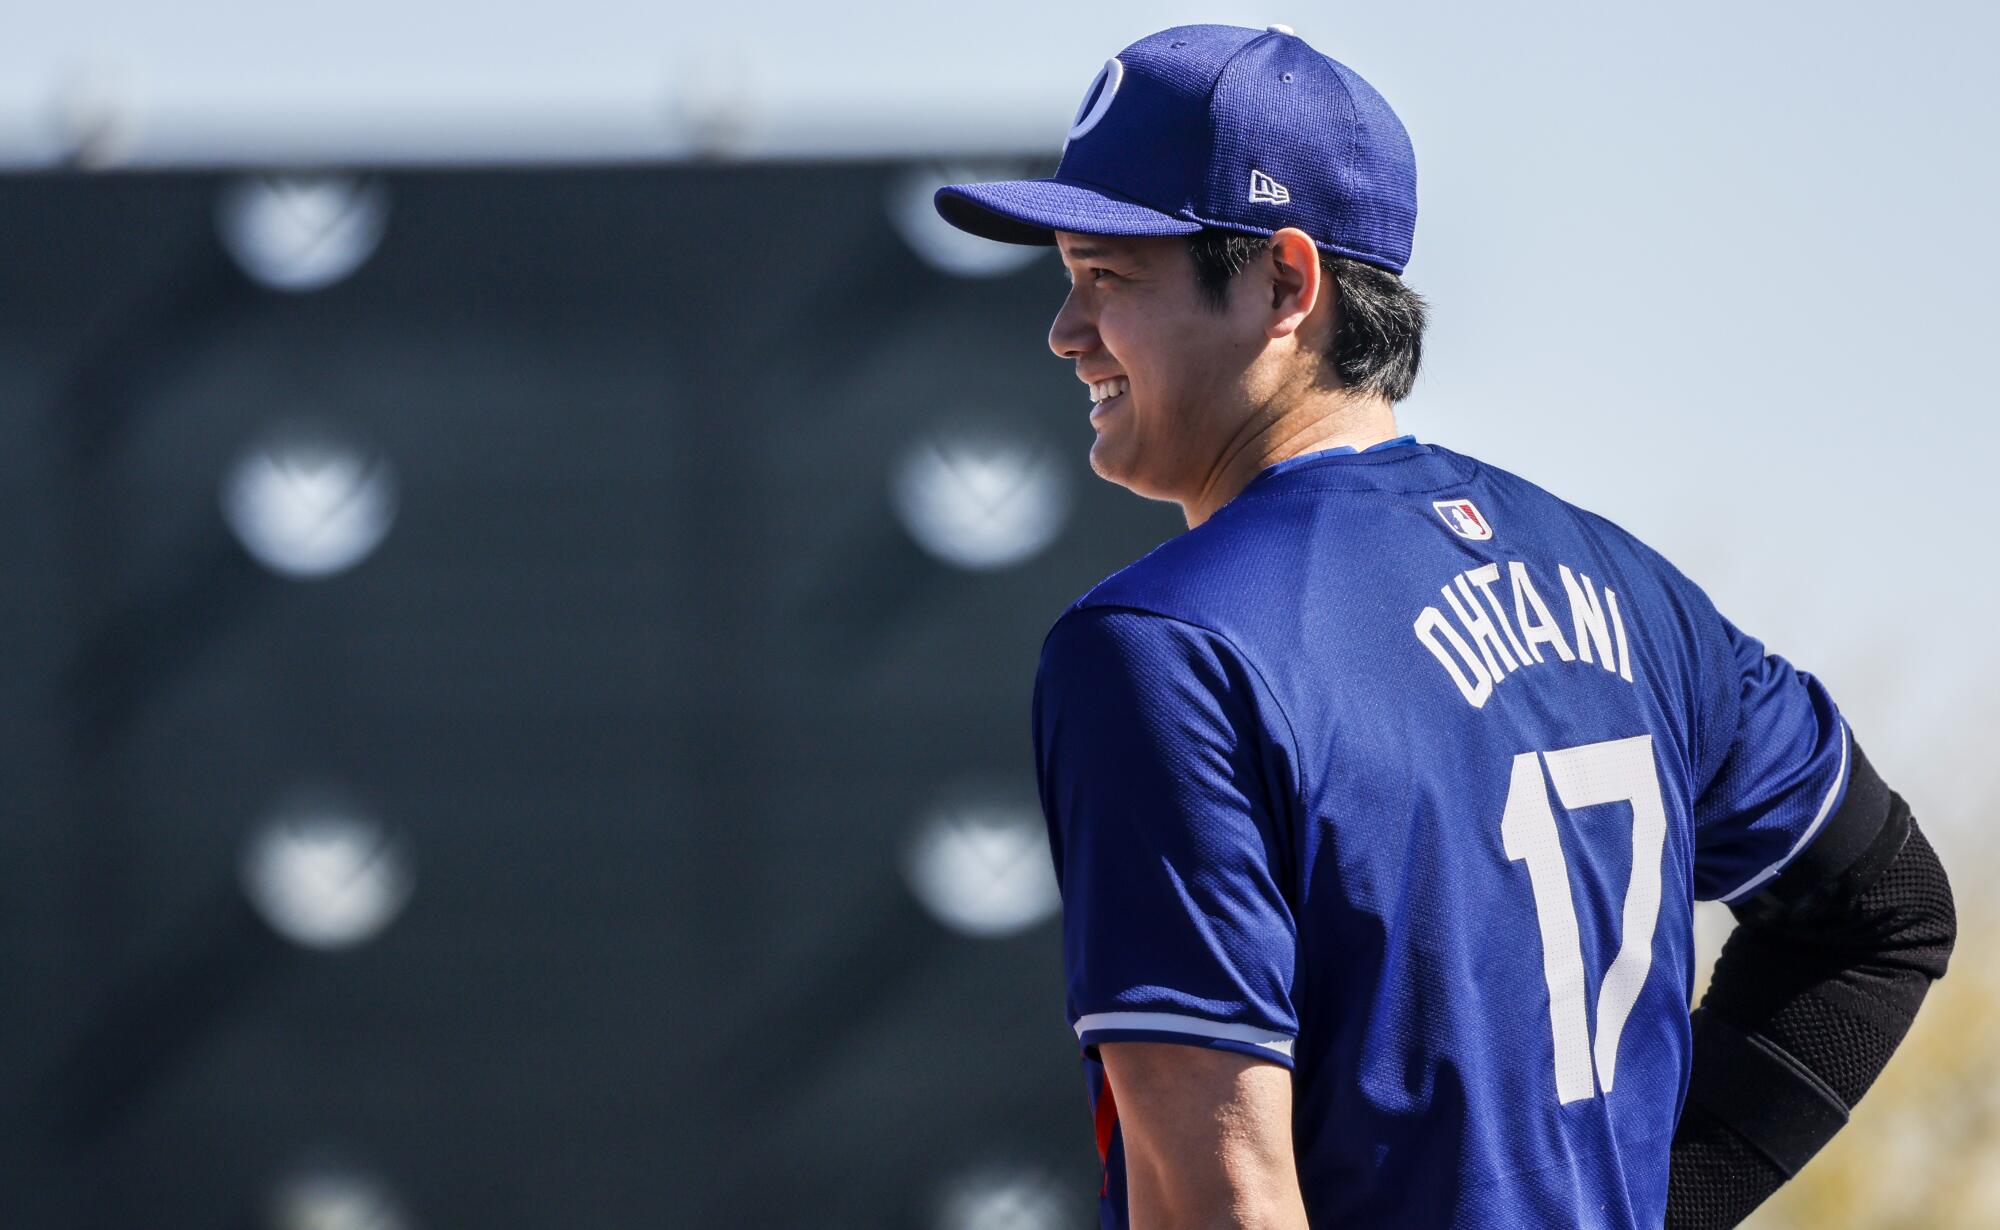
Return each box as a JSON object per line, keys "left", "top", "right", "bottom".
{"left": 934, "top": 24, "right": 1417, "bottom": 274}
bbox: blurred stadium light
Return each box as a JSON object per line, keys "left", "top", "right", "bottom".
{"left": 240, "top": 793, "right": 413, "bottom": 951}
{"left": 890, "top": 427, "right": 1071, "bottom": 571}
{"left": 933, "top": 1164, "right": 1074, "bottom": 1230}
{"left": 902, "top": 781, "right": 1059, "bottom": 939}
{"left": 887, "top": 163, "right": 1049, "bottom": 279}
{"left": 215, "top": 174, "right": 389, "bottom": 292}
{"left": 265, "top": 1160, "right": 416, "bottom": 1230}
{"left": 45, "top": 63, "right": 142, "bottom": 169}
{"left": 221, "top": 421, "right": 398, "bottom": 580}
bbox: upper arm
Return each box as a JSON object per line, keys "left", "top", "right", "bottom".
{"left": 1032, "top": 607, "right": 1301, "bottom": 1062}
{"left": 1690, "top": 613, "right": 1852, "bottom": 902}
{"left": 1099, "top": 1041, "right": 1308, "bottom": 1230}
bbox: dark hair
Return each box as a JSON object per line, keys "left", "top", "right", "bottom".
{"left": 1185, "top": 229, "right": 1427, "bottom": 403}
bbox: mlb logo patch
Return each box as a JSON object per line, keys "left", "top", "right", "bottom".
{"left": 1433, "top": 498, "right": 1493, "bottom": 540}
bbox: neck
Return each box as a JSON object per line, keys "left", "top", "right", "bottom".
{"left": 1181, "top": 390, "right": 1401, "bottom": 528}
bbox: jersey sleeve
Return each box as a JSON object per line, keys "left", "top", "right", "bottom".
{"left": 1690, "top": 613, "right": 1852, "bottom": 903}
{"left": 1031, "top": 606, "right": 1301, "bottom": 1067}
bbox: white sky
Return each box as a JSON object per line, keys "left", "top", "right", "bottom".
{"left": 4, "top": 0, "right": 1996, "bottom": 835}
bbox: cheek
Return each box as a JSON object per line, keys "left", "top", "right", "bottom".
{"left": 1098, "top": 308, "right": 1184, "bottom": 385}
{"left": 1130, "top": 319, "right": 1226, "bottom": 410}
{"left": 1091, "top": 307, "right": 1135, "bottom": 365}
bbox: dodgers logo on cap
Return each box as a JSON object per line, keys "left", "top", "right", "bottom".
{"left": 1066, "top": 58, "right": 1125, "bottom": 149}
{"left": 1433, "top": 499, "right": 1493, "bottom": 540}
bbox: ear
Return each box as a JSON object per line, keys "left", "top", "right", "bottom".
{"left": 1262, "top": 227, "right": 1324, "bottom": 341}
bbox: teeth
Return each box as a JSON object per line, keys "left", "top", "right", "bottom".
{"left": 1089, "top": 377, "right": 1129, "bottom": 404}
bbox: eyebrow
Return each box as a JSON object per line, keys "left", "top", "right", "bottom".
{"left": 1056, "top": 240, "right": 1143, "bottom": 286}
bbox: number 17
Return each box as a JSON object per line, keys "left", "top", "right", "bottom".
{"left": 1500, "top": 734, "right": 1669, "bottom": 1105}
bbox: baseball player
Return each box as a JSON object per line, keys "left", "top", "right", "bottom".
{"left": 933, "top": 23, "right": 1956, "bottom": 1230}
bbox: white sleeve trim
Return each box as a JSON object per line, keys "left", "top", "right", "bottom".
{"left": 1073, "top": 1011, "right": 1296, "bottom": 1058}
{"left": 1717, "top": 719, "right": 1850, "bottom": 904}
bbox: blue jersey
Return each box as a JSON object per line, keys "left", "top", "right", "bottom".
{"left": 1030, "top": 438, "right": 1850, "bottom": 1229}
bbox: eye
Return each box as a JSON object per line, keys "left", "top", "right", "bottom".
{"left": 1060, "top": 264, "right": 1119, "bottom": 287}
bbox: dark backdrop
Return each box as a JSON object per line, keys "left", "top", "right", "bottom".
{"left": 0, "top": 165, "right": 1182, "bottom": 1228}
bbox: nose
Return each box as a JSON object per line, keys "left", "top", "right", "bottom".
{"left": 1047, "top": 286, "right": 1098, "bottom": 361}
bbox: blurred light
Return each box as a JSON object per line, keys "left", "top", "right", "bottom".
{"left": 241, "top": 794, "right": 414, "bottom": 951}
{"left": 902, "top": 782, "right": 1058, "bottom": 939}
{"left": 266, "top": 1162, "right": 415, "bottom": 1230}
{"left": 669, "top": 47, "right": 762, "bottom": 157}
{"left": 887, "top": 163, "right": 1048, "bottom": 279}
{"left": 934, "top": 1164, "right": 1071, "bottom": 1230}
{"left": 222, "top": 420, "right": 397, "bottom": 580}
{"left": 217, "top": 174, "right": 388, "bottom": 292}
{"left": 47, "top": 65, "right": 141, "bottom": 170}
{"left": 891, "top": 427, "right": 1069, "bottom": 571}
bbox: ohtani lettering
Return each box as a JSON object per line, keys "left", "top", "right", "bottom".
{"left": 1413, "top": 561, "right": 1634, "bottom": 709}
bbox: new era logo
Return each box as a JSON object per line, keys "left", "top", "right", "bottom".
{"left": 1433, "top": 498, "right": 1493, "bottom": 540}
{"left": 1249, "top": 169, "right": 1290, "bottom": 205}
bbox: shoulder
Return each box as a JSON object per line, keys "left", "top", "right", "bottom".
{"left": 1031, "top": 603, "right": 1303, "bottom": 803}
{"left": 1057, "top": 471, "right": 1331, "bottom": 632}
{"left": 1035, "top": 601, "right": 1248, "bottom": 700}
{"left": 1032, "top": 599, "right": 1287, "bottom": 744}
{"left": 1072, "top": 520, "right": 1265, "bottom": 624}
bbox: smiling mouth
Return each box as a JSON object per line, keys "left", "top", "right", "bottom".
{"left": 1087, "top": 376, "right": 1129, "bottom": 421}
{"left": 1088, "top": 389, "right": 1126, "bottom": 421}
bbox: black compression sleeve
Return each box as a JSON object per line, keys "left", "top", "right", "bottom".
{"left": 1666, "top": 742, "right": 1956, "bottom": 1229}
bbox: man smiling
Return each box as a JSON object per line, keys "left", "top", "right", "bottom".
{"left": 1049, "top": 225, "right": 1420, "bottom": 527}
{"left": 936, "top": 23, "right": 1954, "bottom": 1230}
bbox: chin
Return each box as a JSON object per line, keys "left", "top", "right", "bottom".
{"left": 1086, "top": 436, "right": 1134, "bottom": 487}
{"left": 1087, "top": 440, "right": 1171, "bottom": 501}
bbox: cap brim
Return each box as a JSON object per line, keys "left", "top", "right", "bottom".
{"left": 934, "top": 178, "right": 1203, "bottom": 246}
